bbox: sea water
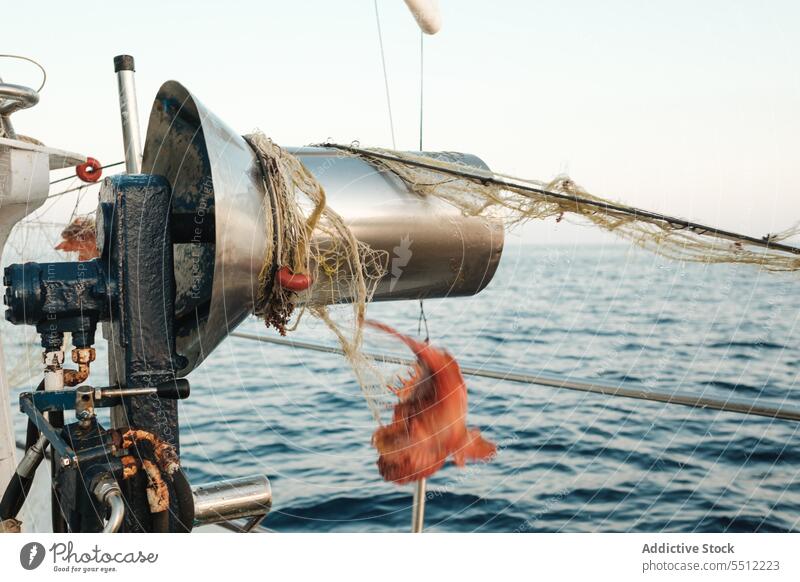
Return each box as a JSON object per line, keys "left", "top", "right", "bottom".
{"left": 4, "top": 244, "right": 799, "bottom": 532}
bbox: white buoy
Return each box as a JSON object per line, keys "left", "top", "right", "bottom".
{"left": 403, "top": 0, "right": 442, "bottom": 35}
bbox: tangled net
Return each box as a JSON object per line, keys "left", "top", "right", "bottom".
{"left": 244, "top": 137, "right": 800, "bottom": 419}
{"left": 54, "top": 215, "right": 98, "bottom": 261}
{"left": 331, "top": 146, "right": 800, "bottom": 272}
{"left": 244, "top": 133, "right": 390, "bottom": 417}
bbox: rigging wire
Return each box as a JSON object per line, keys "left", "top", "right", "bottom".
{"left": 22, "top": 166, "right": 122, "bottom": 225}
{"left": 230, "top": 331, "right": 800, "bottom": 423}
{"left": 323, "top": 143, "right": 800, "bottom": 257}
{"left": 44, "top": 162, "right": 126, "bottom": 205}
{"left": 417, "top": 299, "right": 429, "bottom": 342}
{"left": 68, "top": 179, "right": 93, "bottom": 221}
{"left": 0, "top": 54, "right": 47, "bottom": 92}
{"left": 416, "top": 31, "right": 430, "bottom": 344}
{"left": 49, "top": 161, "right": 125, "bottom": 185}
{"left": 19, "top": 186, "right": 90, "bottom": 226}
{"left": 419, "top": 30, "right": 424, "bottom": 151}
{"left": 412, "top": 27, "right": 428, "bottom": 535}
{"left": 45, "top": 182, "right": 99, "bottom": 200}
{"left": 374, "top": 0, "right": 397, "bottom": 149}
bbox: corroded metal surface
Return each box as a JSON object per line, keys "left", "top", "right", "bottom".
{"left": 192, "top": 475, "right": 272, "bottom": 526}
{"left": 141, "top": 459, "right": 169, "bottom": 514}
{"left": 64, "top": 347, "right": 96, "bottom": 387}
{"left": 121, "top": 455, "right": 138, "bottom": 479}
{"left": 112, "top": 429, "right": 181, "bottom": 476}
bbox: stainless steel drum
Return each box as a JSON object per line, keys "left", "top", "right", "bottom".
{"left": 142, "top": 81, "right": 504, "bottom": 374}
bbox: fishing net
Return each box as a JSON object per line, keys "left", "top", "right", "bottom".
{"left": 331, "top": 146, "right": 800, "bottom": 272}
{"left": 244, "top": 132, "right": 391, "bottom": 418}
{"left": 243, "top": 137, "right": 800, "bottom": 419}
{"left": 54, "top": 215, "right": 97, "bottom": 260}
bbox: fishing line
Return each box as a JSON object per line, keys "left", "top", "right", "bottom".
{"left": 412, "top": 26, "right": 429, "bottom": 535}
{"left": 417, "top": 30, "right": 430, "bottom": 344}
{"left": 417, "top": 299, "right": 429, "bottom": 342}
{"left": 374, "top": 0, "right": 397, "bottom": 149}
{"left": 230, "top": 331, "right": 800, "bottom": 423}
{"left": 46, "top": 182, "right": 99, "bottom": 200}
{"left": 49, "top": 161, "right": 124, "bottom": 185}
{"left": 419, "top": 30, "right": 424, "bottom": 151}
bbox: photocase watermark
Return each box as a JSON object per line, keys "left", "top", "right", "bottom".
{"left": 19, "top": 542, "right": 46, "bottom": 570}
{"left": 390, "top": 234, "right": 413, "bottom": 291}
{"left": 18, "top": 541, "right": 159, "bottom": 574}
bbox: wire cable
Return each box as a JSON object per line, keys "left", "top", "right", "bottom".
{"left": 419, "top": 30, "right": 424, "bottom": 151}
{"left": 374, "top": 0, "right": 397, "bottom": 149}
{"left": 0, "top": 54, "right": 47, "bottom": 92}
{"left": 230, "top": 331, "right": 800, "bottom": 423}
{"left": 323, "top": 143, "right": 800, "bottom": 257}
{"left": 46, "top": 182, "right": 99, "bottom": 200}
{"left": 49, "top": 161, "right": 125, "bottom": 185}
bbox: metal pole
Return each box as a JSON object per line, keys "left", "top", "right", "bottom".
{"left": 411, "top": 31, "right": 428, "bottom": 533}
{"left": 113, "top": 55, "right": 143, "bottom": 174}
{"left": 230, "top": 332, "right": 800, "bottom": 423}
{"left": 411, "top": 478, "right": 426, "bottom": 532}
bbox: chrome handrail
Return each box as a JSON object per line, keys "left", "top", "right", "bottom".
{"left": 0, "top": 82, "right": 39, "bottom": 115}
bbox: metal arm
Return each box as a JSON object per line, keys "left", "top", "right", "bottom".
{"left": 113, "top": 55, "right": 143, "bottom": 173}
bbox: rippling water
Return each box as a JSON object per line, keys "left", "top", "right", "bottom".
{"left": 5, "top": 244, "right": 800, "bottom": 531}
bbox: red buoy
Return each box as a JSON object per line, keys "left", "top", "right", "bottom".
{"left": 76, "top": 157, "right": 103, "bottom": 183}
{"left": 276, "top": 266, "right": 312, "bottom": 292}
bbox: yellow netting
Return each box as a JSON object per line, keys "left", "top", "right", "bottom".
{"left": 337, "top": 147, "right": 800, "bottom": 272}
{"left": 243, "top": 137, "right": 800, "bottom": 418}
{"left": 244, "top": 133, "right": 390, "bottom": 418}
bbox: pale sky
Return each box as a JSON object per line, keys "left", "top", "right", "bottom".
{"left": 4, "top": 0, "right": 800, "bottom": 244}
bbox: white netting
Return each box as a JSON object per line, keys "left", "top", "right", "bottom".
{"left": 243, "top": 137, "right": 800, "bottom": 420}
{"left": 245, "top": 133, "right": 391, "bottom": 418}
{"left": 337, "top": 146, "right": 800, "bottom": 271}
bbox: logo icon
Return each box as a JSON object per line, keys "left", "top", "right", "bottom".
{"left": 19, "top": 542, "right": 46, "bottom": 570}
{"left": 390, "top": 235, "right": 413, "bottom": 291}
